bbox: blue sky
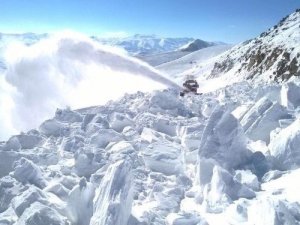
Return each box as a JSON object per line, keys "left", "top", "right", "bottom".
{"left": 0, "top": 0, "right": 299, "bottom": 43}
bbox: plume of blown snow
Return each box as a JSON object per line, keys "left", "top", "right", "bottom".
{"left": 0, "top": 31, "right": 180, "bottom": 140}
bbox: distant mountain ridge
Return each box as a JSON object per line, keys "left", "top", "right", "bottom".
{"left": 0, "top": 32, "right": 224, "bottom": 58}
{"left": 93, "top": 34, "right": 225, "bottom": 56}
{"left": 93, "top": 34, "right": 194, "bottom": 56}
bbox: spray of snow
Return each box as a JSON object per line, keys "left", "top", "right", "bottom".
{"left": 0, "top": 31, "right": 180, "bottom": 140}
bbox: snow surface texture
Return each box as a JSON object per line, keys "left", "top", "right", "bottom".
{"left": 156, "top": 45, "right": 232, "bottom": 81}
{"left": 1, "top": 80, "right": 300, "bottom": 225}
{"left": 0, "top": 32, "right": 180, "bottom": 140}
{"left": 205, "top": 10, "right": 300, "bottom": 83}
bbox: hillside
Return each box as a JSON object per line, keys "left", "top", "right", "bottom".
{"left": 156, "top": 45, "right": 232, "bottom": 80}
{"left": 136, "top": 50, "right": 190, "bottom": 66}
{"left": 202, "top": 9, "right": 300, "bottom": 83}
{"left": 179, "top": 39, "right": 216, "bottom": 52}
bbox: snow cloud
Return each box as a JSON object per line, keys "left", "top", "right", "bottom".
{"left": 0, "top": 31, "right": 179, "bottom": 140}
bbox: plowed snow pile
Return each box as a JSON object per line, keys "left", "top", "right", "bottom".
{"left": 1, "top": 79, "right": 300, "bottom": 225}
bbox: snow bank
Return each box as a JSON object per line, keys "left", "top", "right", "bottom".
{"left": 0, "top": 31, "right": 180, "bottom": 140}
{"left": 12, "top": 186, "right": 47, "bottom": 217}
{"left": 12, "top": 158, "right": 47, "bottom": 188}
{"left": 142, "top": 140, "right": 184, "bottom": 175}
{"left": 241, "top": 97, "right": 291, "bottom": 143}
{"left": 248, "top": 199, "right": 298, "bottom": 225}
{"left": 16, "top": 202, "right": 69, "bottom": 225}
{"left": 66, "top": 178, "right": 95, "bottom": 225}
{"left": 203, "top": 166, "right": 255, "bottom": 212}
{"left": 198, "top": 106, "right": 249, "bottom": 170}
{"left": 281, "top": 82, "right": 300, "bottom": 109}
{"left": 269, "top": 119, "right": 300, "bottom": 170}
{"left": 91, "top": 159, "right": 133, "bottom": 225}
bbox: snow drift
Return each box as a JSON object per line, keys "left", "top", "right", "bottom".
{"left": 1, "top": 80, "right": 300, "bottom": 225}
{"left": 0, "top": 32, "right": 179, "bottom": 140}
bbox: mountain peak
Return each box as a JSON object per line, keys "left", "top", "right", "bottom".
{"left": 179, "top": 39, "right": 216, "bottom": 52}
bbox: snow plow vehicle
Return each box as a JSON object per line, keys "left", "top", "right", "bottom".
{"left": 180, "top": 75, "right": 201, "bottom": 96}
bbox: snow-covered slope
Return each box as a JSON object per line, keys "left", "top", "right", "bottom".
{"left": 179, "top": 39, "right": 216, "bottom": 52}
{"left": 1, "top": 80, "right": 300, "bottom": 225}
{"left": 156, "top": 44, "right": 232, "bottom": 80}
{"left": 136, "top": 50, "right": 190, "bottom": 66}
{"left": 198, "top": 9, "right": 300, "bottom": 83}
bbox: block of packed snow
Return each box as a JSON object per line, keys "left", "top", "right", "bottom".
{"left": 181, "top": 123, "right": 205, "bottom": 151}
{"left": 149, "top": 91, "right": 192, "bottom": 116}
{"left": 89, "top": 129, "right": 123, "bottom": 148}
{"left": 150, "top": 91, "right": 182, "bottom": 110}
{"left": 251, "top": 85, "right": 281, "bottom": 103}
{"left": 143, "top": 140, "right": 184, "bottom": 175}
{"left": 141, "top": 127, "right": 170, "bottom": 143}
{"left": 107, "top": 141, "right": 135, "bottom": 162}
{"left": 0, "top": 176, "right": 25, "bottom": 213}
{"left": 109, "top": 112, "right": 133, "bottom": 132}
{"left": 197, "top": 158, "right": 218, "bottom": 187}
{"left": 90, "top": 160, "right": 133, "bottom": 225}
{"left": 74, "top": 151, "right": 103, "bottom": 177}
{"left": 201, "top": 100, "right": 219, "bottom": 118}
{"left": 44, "top": 182, "right": 69, "bottom": 199}
{"left": 152, "top": 118, "right": 177, "bottom": 136}
{"left": 61, "top": 135, "right": 84, "bottom": 153}
{"left": 0, "top": 151, "right": 21, "bottom": 178}
{"left": 55, "top": 108, "right": 83, "bottom": 123}
{"left": 246, "top": 103, "right": 290, "bottom": 143}
{"left": 39, "top": 119, "right": 67, "bottom": 137}
{"left": 16, "top": 202, "right": 69, "bottom": 225}
{"left": 12, "top": 158, "right": 47, "bottom": 188}
{"left": 268, "top": 119, "right": 300, "bottom": 170}
{"left": 248, "top": 199, "right": 297, "bottom": 225}
{"left": 122, "top": 126, "right": 139, "bottom": 141}
{"left": 234, "top": 170, "right": 260, "bottom": 191}
{"left": 81, "top": 113, "right": 96, "bottom": 131}
{"left": 66, "top": 178, "right": 95, "bottom": 225}
{"left": 241, "top": 96, "right": 291, "bottom": 143}
{"left": 203, "top": 166, "right": 255, "bottom": 213}
{"left": 199, "top": 106, "right": 249, "bottom": 170}
{"left": 12, "top": 186, "right": 47, "bottom": 217}
{"left": 59, "top": 176, "right": 78, "bottom": 190}
{"left": 185, "top": 150, "right": 198, "bottom": 164}
{"left": 0, "top": 206, "right": 17, "bottom": 225}
{"left": 166, "top": 212, "right": 207, "bottom": 225}
{"left": 91, "top": 114, "right": 110, "bottom": 127}
{"left": 4, "top": 134, "right": 44, "bottom": 151}
{"left": 241, "top": 97, "right": 273, "bottom": 131}
{"left": 281, "top": 82, "right": 300, "bottom": 109}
